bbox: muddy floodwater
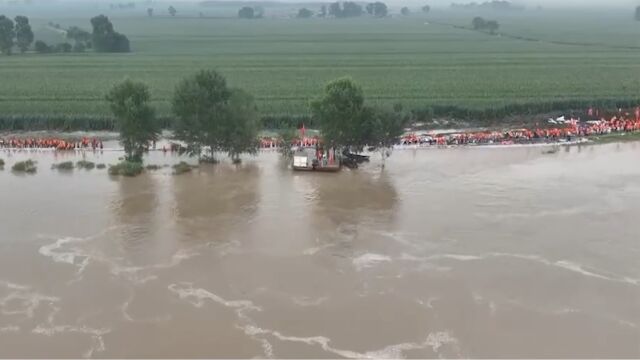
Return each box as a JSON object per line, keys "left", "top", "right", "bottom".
{"left": 0, "top": 142, "right": 639, "bottom": 358}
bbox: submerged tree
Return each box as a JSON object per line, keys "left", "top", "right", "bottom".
{"left": 0, "top": 15, "right": 15, "bottom": 55}
{"left": 14, "top": 16, "right": 33, "bottom": 53}
{"left": 106, "top": 79, "right": 159, "bottom": 162}
{"left": 635, "top": 6, "right": 640, "bottom": 21}
{"left": 218, "top": 89, "right": 259, "bottom": 163}
{"left": 311, "top": 77, "right": 367, "bottom": 150}
{"left": 147, "top": 8, "right": 153, "bottom": 17}
{"left": 311, "top": 77, "right": 406, "bottom": 165}
{"left": 367, "top": 108, "right": 406, "bottom": 167}
{"left": 172, "top": 69, "right": 231, "bottom": 160}
{"left": 168, "top": 6, "right": 177, "bottom": 17}
{"left": 400, "top": 6, "right": 410, "bottom": 15}
{"left": 172, "top": 70, "right": 259, "bottom": 163}
{"left": 422, "top": 4, "right": 430, "bottom": 13}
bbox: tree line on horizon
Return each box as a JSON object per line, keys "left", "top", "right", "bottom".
{"left": 0, "top": 14, "right": 129, "bottom": 55}
{"left": 303, "top": 2, "right": 429, "bottom": 18}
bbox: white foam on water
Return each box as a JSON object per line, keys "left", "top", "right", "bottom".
{"left": 553, "top": 260, "right": 638, "bottom": 285}
{"left": 120, "top": 288, "right": 171, "bottom": 323}
{"left": 38, "top": 236, "right": 91, "bottom": 268}
{"left": 168, "top": 282, "right": 460, "bottom": 358}
{"left": 399, "top": 252, "right": 639, "bottom": 286}
{"left": 0, "top": 281, "right": 59, "bottom": 319}
{"left": 353, "top": 253, "right": 392, "bottom": 271}
{"left": 436, "top": 254, "right": 483, "bottom": 261}
{"left": 475, "top": 205, "right": 594, "bottom": 220}
{"left": 168, "top": 282, "right": 260, "bottom": 311}
{"left": 266, "top": 330, "right": 459, "bottom": 358}
{"left": 0, "top": 325, "right": 20, "bottom": 333}
{"left": 32, "top": 324, "right": 110, "bottom": 358}
{"left": 0, "top": 280, "right": 30, "bottom": 291}
{"left": 38, "top": 232, "right": 201, "bottom": 285}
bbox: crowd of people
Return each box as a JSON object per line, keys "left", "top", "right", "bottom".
{"left": 3, "top": 110, "right": 640, "bottom": 152}
{"left": 398, "top": 114, "right": 640, "bottom": 147}
{"left": 0, "top": 137, "right": 104, "bottom": 150}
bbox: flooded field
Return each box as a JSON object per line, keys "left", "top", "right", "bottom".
{"left": 0, "top": 142, "right": 639, "bottom": 358}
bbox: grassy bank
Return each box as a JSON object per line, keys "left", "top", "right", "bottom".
{"left": 1, "top": 98, "right": 639, "bottom": 132}
{"left": 589, "top": 131, "right": 640, "bottom": 144}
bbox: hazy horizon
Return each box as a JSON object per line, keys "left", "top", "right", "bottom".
{"left": 1, "top": 0, "right": 638, "bottom": 9}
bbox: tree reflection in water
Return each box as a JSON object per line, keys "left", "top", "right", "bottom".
{"left": 171, "top": 163, "right": 260, "bottom": 244}
{"left": 307, "top": 168, "right": 399, "bottom": 255}
{"left": 110, "top": 173, "right": 159, "bottom": 252}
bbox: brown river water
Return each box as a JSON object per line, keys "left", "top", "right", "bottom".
{"left": 0, "top": 141, "right": 639, "bottom": 358}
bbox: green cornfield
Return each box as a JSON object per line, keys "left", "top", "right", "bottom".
{"left": 0, "top": 7, "right": 639, "bottom": 127}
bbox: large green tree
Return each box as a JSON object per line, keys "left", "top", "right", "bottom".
{"left": 172, "top": 70, "right": 231, "bottom": 160}
{"left": 173, "top": 70, "right": 260, "bottom": 163}
{"left": 0, "top": 15, "right": 15, "bottom": 55}
{"left": 14, "top": 16, "right": 33, "bottom": 53}
{"left": 106, "top": 79, "right": 159, "bottom": 162}
{"left": 311, "top": 77, "right": 367, "bottom": 150}
{"left": 367, "top": 108, "right": 406, "bottom": 166}
{"left": 218, "top": 89, "right": 259, "bottom": 163}
{"left": 312, "top": 77, "right": 406, "bottom": 162}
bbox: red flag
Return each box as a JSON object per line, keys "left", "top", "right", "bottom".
{"left": 635, "top": 107, "right": 640, "bottom": 121}
{"left": 300, "top": 123, "right": 306, "bottom": 137}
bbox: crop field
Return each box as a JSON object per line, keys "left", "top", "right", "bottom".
{"left": 0, "top": 6, "right": 639, "bottom": 120}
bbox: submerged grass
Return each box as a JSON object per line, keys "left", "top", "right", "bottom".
{"left": 52, "top": 161, "right": 74, "bottom": 170}
{"left": 96, "top": 163, "right": 106, "bottom": 169}
{"left": 589, "top": 131, "right": 640, "bottom": 144}
{"left": 172, "top": 161, "right": 195, "bottom": 175}
{"left": 108, "top": 161, "right": 144, "bottom": 177}
{"left": 12, "top": 160, "right": 37, "bottom": 173}
{"left": 76, "top": 160, "right": 96, "bottom": 170}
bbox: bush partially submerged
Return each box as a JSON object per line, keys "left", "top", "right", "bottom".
{"left": 12, "top": 160, "right": 37, "bottom": 173}
{"left": 76, "top": 160, "right": 96, "bottom": 170}
{"left": 0, "top": 158, "right": 4, "bottom": 168}
{"left": 52, "top": 161, "right": 74, "bottom": 170}
{"left": 172, "top": 161, "right": 195, "bottom": 175}
{"left": 198, "top": 156, "right": 219, "bottom": 165}
{"left": 108, "top": 161, "right": 144, "bottom": 177}
{"left": 96, "top": 163, "right": 106, "bottom": 169}
{"left": 145, "top": 164, "right": 161, "bottom": 171}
